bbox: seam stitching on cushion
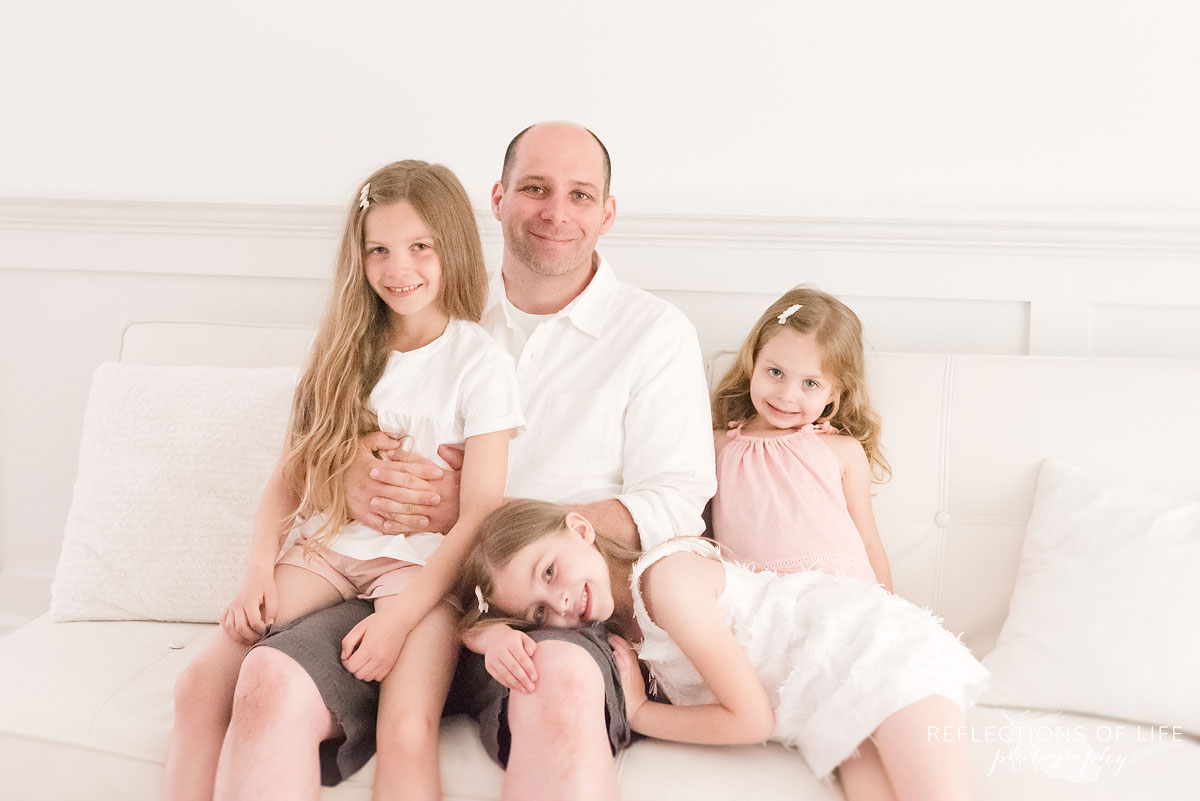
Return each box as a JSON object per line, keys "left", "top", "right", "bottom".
{"left": 84, "top": 628, "right": 207, "bottom": 735}
{"left": 933, "top": 356, "right": 956, "bottom": 613}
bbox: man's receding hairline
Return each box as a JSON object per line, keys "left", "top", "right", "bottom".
{"left": 501, "top": 122, "right": 612, "bottom": 195}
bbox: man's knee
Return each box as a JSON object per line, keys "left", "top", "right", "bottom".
{"left": 230, "top": 647, "right": 331, "bottom": 737}
{"left": 510, "top": 641, "right": 605, "bottom": 722}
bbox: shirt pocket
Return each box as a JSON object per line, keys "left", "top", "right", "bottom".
{"left": 532, "top": 389, "right": 625, "bottom": 482}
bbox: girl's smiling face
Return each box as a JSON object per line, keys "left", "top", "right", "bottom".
{"left": 363, "top": 201, "right": 444, "bottom": 325}
{"left": 489, "top": 513, "right": 615, "bottom": 627}
{"left": 749, "top": 327, "right": 837, "bottom": 431}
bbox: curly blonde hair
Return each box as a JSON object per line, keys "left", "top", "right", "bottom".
{"left": 286, "top": 160, "right": 488, "bottom": 549}
{"left": 711, "top": 285, "right": 891, "bottom": 481}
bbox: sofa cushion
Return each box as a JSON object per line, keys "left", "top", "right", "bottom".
{"left": 50, "top": 363, "right": 297, "bottom": 623}
{"left": 981, "top": 459, "right": 1200, "bottom": 735}
{"left": 3, "top": 615, "right": 1196, "bottom": 801}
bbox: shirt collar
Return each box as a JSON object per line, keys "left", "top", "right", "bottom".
{"left": 488, "top": 252, "right": 616, "bottom": 339}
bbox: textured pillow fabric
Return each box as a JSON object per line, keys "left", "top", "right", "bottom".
{"left": 50, "top": 363, "right": 297, "bottom": 622}
{"left": 981, "top": 458, "right": 1200, "bottom": 735}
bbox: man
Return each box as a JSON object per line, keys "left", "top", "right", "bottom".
{"left": 218, "top": 122, "right": 715, "bottom": 801}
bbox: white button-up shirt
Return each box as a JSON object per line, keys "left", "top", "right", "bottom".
{"left": 479, "top": 255, "right": 717, "bottom": 549}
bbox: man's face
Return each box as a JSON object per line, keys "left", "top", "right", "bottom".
{"left": 492, "top": 124, "right": 616, "bottom": 278}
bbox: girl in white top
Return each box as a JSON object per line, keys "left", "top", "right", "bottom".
{"left": 166, "top": 160, "right": 522, "bottom": 801}
{"left": 464, "top": 499, "right": 988, "bottom": 801}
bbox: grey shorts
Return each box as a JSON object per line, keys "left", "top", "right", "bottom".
{"left": 255, "top": 599, "right": 379, "bottom": 786}
{"left": 257, "top": 600, "right": 632, "bottom": 782}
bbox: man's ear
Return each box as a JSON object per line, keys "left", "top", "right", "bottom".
{"left": 599, "top": 193, "right": 616, "bottom": 235}
{"left": 564, "top": 512, "right": 596, "bottom": 544}
{"left": 490, "top": 180, "right": 505, "bottom": 221}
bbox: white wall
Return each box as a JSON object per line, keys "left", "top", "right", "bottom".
{"left": 2, "top": 1, "right": 1199, "bottom": 630}
{"left": 2, "top": 1, "right": 1199, "bottom": 217}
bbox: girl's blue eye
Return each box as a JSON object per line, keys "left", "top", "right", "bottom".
{"left": 543, "top": 563, "right": 555, "bottom": 581}
{"left": 804, "top": 379, "right": 820, "bottom": 389}
{"left": 767, "top": 367, "right": 783, "bottom": 378}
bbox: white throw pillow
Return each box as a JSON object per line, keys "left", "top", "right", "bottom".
{"left": 982, "top": 458, "right": 1200, "bottom": 735}
{"left": 50, "top": 363, "right": 297, "bottom": 623}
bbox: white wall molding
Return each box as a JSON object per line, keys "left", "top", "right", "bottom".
{"left": 3, "top": 197, "right": 1199, "bottom": 282}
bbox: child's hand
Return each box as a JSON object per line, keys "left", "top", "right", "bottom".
{"left": 608, "top": 633, "right": 648, "bottom": 720}
{"left": 479, "top": 625, "right": 538, "bottom": 693}
{"left": 222, "top": 572, "right": 277, "bottom": 646}
{"left": 340, "top": 610, "right": 411, "bottom": 682}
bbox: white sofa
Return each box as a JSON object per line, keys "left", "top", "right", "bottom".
{"left": 1, "top": 319, "right": 1197, "bottom": 801}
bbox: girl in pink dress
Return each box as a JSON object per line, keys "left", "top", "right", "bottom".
{"left": 711, "top": 286, "right": 893, "bottom": 589}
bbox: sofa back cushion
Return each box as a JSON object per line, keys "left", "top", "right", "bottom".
{"left": 110, "top": 323, "right": 1200, "bottom": 655}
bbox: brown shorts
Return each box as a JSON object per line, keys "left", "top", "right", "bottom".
{"left": 257, "top": 601, "right": 632, "bottom": 783}
{"left": 276, "top": 543, "right": 421, "bottom": 600}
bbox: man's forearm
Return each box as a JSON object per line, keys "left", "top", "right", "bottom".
{"left": 570, "top": 498, "right": 639, "bottom": 550}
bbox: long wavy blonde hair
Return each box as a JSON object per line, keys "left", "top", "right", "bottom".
{"left": 712, "top": 286, "right": 891, "bottom": 482}
{"left": 457, "top": 499, "right": 642, "bottom": 631}
{"left": 286, "top": 160, "right": 488, "bottom": 548}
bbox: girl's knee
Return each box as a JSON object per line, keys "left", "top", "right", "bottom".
{"left": 173, "top": 646, "right": 242, "bottom": 724}
{"left": 173, "top": 661, "right": 221, "bottom": 724}
{"left": 377, "top": 710, "right": 441, "bottom": 755}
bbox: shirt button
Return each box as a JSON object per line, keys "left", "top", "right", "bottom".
{"left": 934, "top": 511, "right": 952, "bottom": 528}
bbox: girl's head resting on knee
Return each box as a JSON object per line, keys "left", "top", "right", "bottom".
{"left": 288, "top": 160, "right": 488, "bottom": 548}
{"left": 460, "top": 499, "right": 640, "bottom": 630}
{"left": 713, "top": 285, "right": 890, "bottom": 480}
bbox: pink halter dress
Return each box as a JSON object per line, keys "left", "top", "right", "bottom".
{"left": 712, "top": 422, "right": 878, "bottom": 585}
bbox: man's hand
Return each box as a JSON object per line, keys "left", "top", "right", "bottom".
{"left": 345, "top": 432, "right": 461, "bottom": 534}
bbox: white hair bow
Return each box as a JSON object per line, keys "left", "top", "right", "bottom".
{"left": 777, "top": 304, "right": 802, "bottom": 324}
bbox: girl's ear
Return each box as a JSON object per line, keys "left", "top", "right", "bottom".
{"left": 564, "top": 512, "right": 596, "bottom": 544}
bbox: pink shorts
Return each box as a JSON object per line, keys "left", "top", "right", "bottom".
{"left": 276, "top": 543, "right": 421, "bottom": 601}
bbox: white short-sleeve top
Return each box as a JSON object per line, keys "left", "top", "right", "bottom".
{"left": 319, "top": 318, "right": 524, "bottom": 564}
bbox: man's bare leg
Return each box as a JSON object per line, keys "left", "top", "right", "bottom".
{"left": 501, "top": 641, "right": 619, "bottom": 801}
{"left": 166, "top": 565, "right": 341, "bottom": 801}
{"left": 212, "top": 647, "right": 339, "bottom": 801}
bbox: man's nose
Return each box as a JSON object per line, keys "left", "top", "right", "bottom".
{"left": 541, "top": 194, "right": 569, "bottom": 223}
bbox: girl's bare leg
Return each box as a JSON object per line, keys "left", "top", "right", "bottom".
{"left": 872, "top": 695, "right": 972, "bottom": 801}
{"left": 164, "top": 565, "right": 343, "bottom": 801}
{"left": 372, "top": 599, "right": 462, "bottom": 801}
{"left": 838, "top": 738, "right": 899, "bottom": 801}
